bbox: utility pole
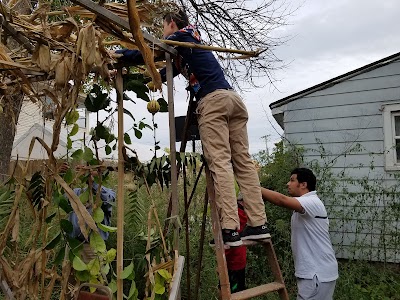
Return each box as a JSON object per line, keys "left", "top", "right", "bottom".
{"left": 261, "top": 135, "right": 270, "bottom": 159}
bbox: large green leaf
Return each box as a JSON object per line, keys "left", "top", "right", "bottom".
{"left": 124, "top": 133, "right": 132, "bottom": 145}
{"left": 72, "top": 255, "right": 87, "bottom": 271}
{"left": 45, "top": 232, "right": 61, "bottom": 250}
{"left": 71, "top": 149, "right": 83, "bottom": 160}
{"left": 66, "top": 110, "right": 79, "bottom": 125}
{"left": 154, "top": 282, "right": 165, "bottom": 295}
{"left": 93, "top": 207, "right": 104, "bottom": 223}
{"left": 76, "top": 270, "right": 90, "bottom": 281}
{"left": 90, "top": 232, "right": 106, "bottom": 253}
{"left": 124, "top": 79, "right": 149, "bottom": 102}
{"left": 128, "top": 280, "right": 138, "bottom": 300}
{"left": 108, "top": 279, "right": 117, "bottom": 293}
{"left": 157, "top": 98, "right": 168, "bottom": 113}
{"left": 53, "top": 246, "right": 65, "bottom": 266}
{"left": 57, "top": 195, "right": 72, "bottom": 213}
{"left": 121, "top": 261, "right": 134, "bottom": 279}
{"left": 157, "top": 269, "right": 172, "bottom": 282}
{"left": 69, "top": 123, "right": 79, "bottom": 137}
{"left": 63, "top": 168, "right": 74, "bottom": 184}
{"left": 123, "top": 108, "right": 135, "bottom": 121}
{"left": 60, "top": 219, "right": 73, "bottom": 234}
{"left": 83, "top": 147, "right": 94, "bottom": 162}
{"left": 133, "top": 128, "right": 142, "bottom": 139}
{"left": 85, "top": 84, "right": 111, "bottom": 112}
{"left": 79, "top": 189, "right": 89, "bottom": 204}
{"left": 45, "top": 212, "right": 57, "bottom": 224}
{"left": 105, "top": 145, "right": 112, "bottom": 155}
{"left": 87, "top": 258, "right": 101, "bottom": 276}
{"left": 98, "top": 223, "right": 117, "bottom": 233}
{"left": 105, "top": 249, "right": 117, "bottom": 263}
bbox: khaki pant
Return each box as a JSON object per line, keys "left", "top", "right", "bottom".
{"left": 196, "top": 89, "right": 267, "bottom": 229}
{"left": 297, "top": 276, "right": 336, "bottom": 300}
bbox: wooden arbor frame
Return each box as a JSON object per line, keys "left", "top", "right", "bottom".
{"left": 1, "top": 0, "right": 264, "bottom": 298}
{"left": 65, "top": 1, "right": 181, "bottom": 299}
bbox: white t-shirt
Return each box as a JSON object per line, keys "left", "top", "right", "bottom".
{"left": 291, "top": 191, "right": 338, "bottom": 282}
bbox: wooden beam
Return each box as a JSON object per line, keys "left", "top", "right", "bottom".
{"left": 69, "top": 0, "right": 177, "bottom": 56}
{"left": 115, "top": 68, "right": 125, "bottom": 300}
{"left": 169, "top": 256, "right": 185, "bottom": 300}
{"left": 166, "top": 53, "right": 179, "bottom": 251}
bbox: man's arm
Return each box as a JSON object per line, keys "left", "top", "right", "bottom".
{"left": 261, "top": 187, "right": 304, "bottom": 213}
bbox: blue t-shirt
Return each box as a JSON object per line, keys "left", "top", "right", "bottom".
{"left": 68, "top": 182, "right": 116, "bottom": 241}
{"left": 116, "top": 25, "right": 232, "bottom": 100}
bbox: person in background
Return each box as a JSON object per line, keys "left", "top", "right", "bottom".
{"left": 61, "top": 164, "right": 116, "bottom": 261}
{"left": 211, "top": 193, "right": 247, "bottom": 293}
{"left": 113, "top": 9, "right": 269, "bottom": 247}
{"left": 261, "top": 168, "right": 338, "bottom": 300}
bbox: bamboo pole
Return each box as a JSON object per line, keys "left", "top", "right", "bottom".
{"left": 183, "top": 164, "right": 191, "bottom": 299}
{"left": 160, "top": 39, "right": 265, "bottom": 56}
{"left": 116, "top": 68, "right": 125, "bottom": 300}
{"left": 194, "top": 191, "right": 209, "bottom": 300}
{"left": 166, "top": 53, "right": 179, "bottom": 251}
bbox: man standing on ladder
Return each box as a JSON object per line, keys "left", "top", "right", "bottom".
{"left": 261, "top": 168, "right": 338, "bottom": 300}
{"left": 114, "top": 9, "right": 270, "bottom": 246}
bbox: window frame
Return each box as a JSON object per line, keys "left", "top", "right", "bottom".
{"left": 383, "top": 103, "right": 400, "bottom": 171}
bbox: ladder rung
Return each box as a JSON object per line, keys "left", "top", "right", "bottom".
{"left": 231, "top": 282, "right": 286, "bottom": 300}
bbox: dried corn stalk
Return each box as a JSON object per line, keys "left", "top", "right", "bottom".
{"left": 127, "top": 0, "right": 162, "bottom": 90}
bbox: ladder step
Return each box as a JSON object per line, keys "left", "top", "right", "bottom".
{"left": 231, "top": 282, "right": 286, "bottom": 300}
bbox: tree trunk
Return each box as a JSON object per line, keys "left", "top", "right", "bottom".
{"left": 0, "top": 92, "right": 24, "bottom": 183}
{"left": 0, "top": 0, "right": 33, "bottom": 183}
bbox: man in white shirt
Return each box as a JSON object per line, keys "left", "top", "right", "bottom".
{"left": 261, "top": 168, "right": 338, "bottom": 300}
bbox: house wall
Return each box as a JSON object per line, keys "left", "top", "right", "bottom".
{"left": 12, "top": 100, "right": 88, "bottom": 160}
{"left": 282, "top": 59, "right": 400, "bottom": 262}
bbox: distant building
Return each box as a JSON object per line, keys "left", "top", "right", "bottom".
{"left": 270, "top": 52, "right": 400, "bottom": 262}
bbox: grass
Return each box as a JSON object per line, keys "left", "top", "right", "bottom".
{"left": 1, "top": 171, "right": 400, "bottom": 299}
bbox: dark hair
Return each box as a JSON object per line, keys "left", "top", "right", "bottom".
{"left": 163, "top": 10, "right": 189, "bottom": 29}
{"left": 291, "top": 168, "right": 316, "bottom": 191}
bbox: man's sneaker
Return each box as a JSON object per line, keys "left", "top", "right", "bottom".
{"left": 222, "top": 229, "right": 243, "bottom": 247}
{"left": 240, "top": 224, "right": 271, "bottom": 240}
{"left": 209, "top": 238, "right": 235, "bottom": 249}
{"left": 209, "top": 239, "right": 215, "bottom": 248}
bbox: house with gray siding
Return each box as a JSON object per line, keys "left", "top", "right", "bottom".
{"left": 270, "top": 52, "right": 400, "bottom": 263}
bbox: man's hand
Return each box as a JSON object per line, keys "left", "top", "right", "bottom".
{"left": 109, "top": 50, "right": 124, "bottom": 59}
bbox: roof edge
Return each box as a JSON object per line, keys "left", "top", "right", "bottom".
{"left": 269, "top": 51, "right": 400, "bottom": 110}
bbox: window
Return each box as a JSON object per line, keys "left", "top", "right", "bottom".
{"left": 383, "top": 103, "right": 400, "bottom": 170}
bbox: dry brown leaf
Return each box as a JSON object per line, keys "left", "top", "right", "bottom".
{"left": 49, "top": 22, "right": 75, "bottom": 41}
{"left": 11, "top": 207, "right": 20, "bottom": 242}
{"left": 32, "top": 44, "right": 51, "bottom": 72}
{"left": 55, "top": 52, "right": 72, "bottom": 88}
{"left": 53, "top": 174, "right": 98, "bottom": 239}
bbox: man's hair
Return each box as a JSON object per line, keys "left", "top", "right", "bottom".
{"left": 291, "top": 168, "right": 316, "bottom": 191}
{"left": 163, "top": 10, "right": 189, "bottom": 29}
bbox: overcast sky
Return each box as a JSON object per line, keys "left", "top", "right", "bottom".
{"left": 96, "top": 0, "right": 400, "bottom": 161}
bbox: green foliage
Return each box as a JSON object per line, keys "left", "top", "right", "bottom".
{"left": 0, "top": 187, "right": 14, "bottom": 226}
{"left": 123, "top": 74, "right": 149, "bottom": 102}
{"left": 27, "top": 171, "right": 45, "bottom": 210}
{"left": 85, "top": 84, "right": 112, "bottom": 112}
{"left": 255, "top": 141, "right": 303, "bottom": 194}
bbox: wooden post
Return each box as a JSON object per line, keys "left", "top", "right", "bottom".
{"left": 165, "top": 53, "right": 179, "bottom": 250}
{"left": 116, "top": 68, "right": 125, "bottom": 300}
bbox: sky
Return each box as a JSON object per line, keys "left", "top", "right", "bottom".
{"left": 92, "top": 0, "right": 400, "bottom": 161}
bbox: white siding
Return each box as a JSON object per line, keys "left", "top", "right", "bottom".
{"left": 281, "top": 59, "right": 400, "bottom": 262}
